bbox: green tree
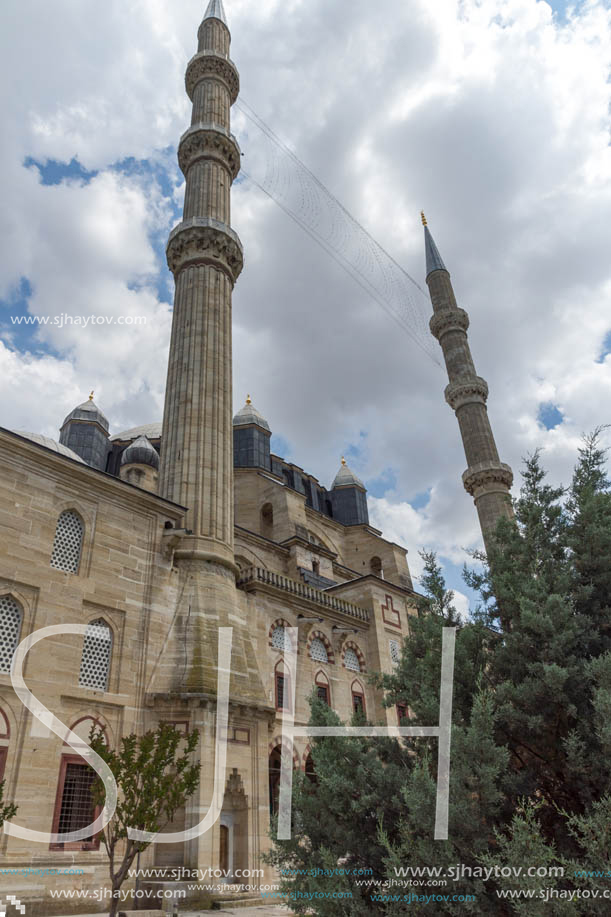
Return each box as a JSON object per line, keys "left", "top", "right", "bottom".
{"left": 90, "top": 723, "right": 199, "bottom": 917}
{"left": 0, "top": 779, "right": 17, "bottom": 828}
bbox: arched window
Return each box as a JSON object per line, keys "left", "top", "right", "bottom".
{"left": 0, "top": 707, "right": 10, "bottom": 782}
{"left": 50, "top": 510, "right": 84, "bottom": 574}
{"left": 271, "top": 624, "right": 289, "bottom": 652}
{"left": 0, "top": 595, "right": 23, "bottom": 674}
{"left": 351, "top": 681, "right": 366, "bottom": 718}
{"left": 79, "top": 620, "right": 112, "bottom": 691}
{"left": 310, "top": 637, "right": 328, "bottom": 664}
{"left": 268, "top": 747, "right": 282, "bottom": 817}
{"left": 314, "top": 671, "right": 330, "bottom": 706}
{"left": 274, "top": 661, "right": 291, "bottom": 711}
{"left": 344, "top": 648, "right": 361, "bottom": 672}
{"left": 370, "top": 556, "right": 383, "bottom": 577}
{"left": 260, "top": 503, "right": 273, "bottom": 539}
{"left": 304, "top": 752, "right": 317, "bottom": 785}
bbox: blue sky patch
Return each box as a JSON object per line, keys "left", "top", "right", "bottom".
{"left": 538, "top": 401, "right": 564, "bottom": 430}
{"left": 366, "top": 466, "right": 397, "bottom": 498}
{"left": 597, "top": 331, "right": 611, "bottom": 363}
{"left": 24, "top": 156, "right": 98, "bottom": 186}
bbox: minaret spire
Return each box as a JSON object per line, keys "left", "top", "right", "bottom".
{"left": 159, "top": 0, "right": 242, "bottom": 569}
{"left": 424, "top": 218, "right": 513, "bottom": 550}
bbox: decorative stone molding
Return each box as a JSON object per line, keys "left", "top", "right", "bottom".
{"left": 340, "top": 640, "right": 366, "bottom": 673}
{"left": 306, "top": 629, "right": 335, "bottom": 664}
{"left": 429, "top": 307, "right": 470, "bottom": 341}
{"left": 462, "top": 461, "right": 514, "bottom": 498}
{"left": 178, "top": 122, "right": 241, "bottom": 179}
{"left": 166, "top": 218, "right": 243, "bottom": 282}
{"left": 185, "top": 51, "right": 240, "bottom": 103}
{"left": 445, "top": 376, "right": 489, "bottom": 411}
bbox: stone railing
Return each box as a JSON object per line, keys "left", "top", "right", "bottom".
{"left": 236, "top": 566, "right": 369, "bottom": 623}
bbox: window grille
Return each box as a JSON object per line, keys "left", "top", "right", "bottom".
{"left": 389, "top": 640, "right": 400, "bottom": 667}
{"left": 0, "top": 596, "right": 22, "bottom": 674}
{"left": 57, "top": 762, "right": 97, "bottom": 838}
{"left": 271, "top": 625, "right": 288, "bottom": 651}
{"left": 79, "top": 620, "right": 112, "bottom": 691}
{"left": 344, "top": 648, "right": 360, "bottom": 672}
{"left": 352, "top": 693, "right": 364, "bottom": 716}
{"left": 310, "top": 637, "right": 328, "bottom": 664}
{"left": 276, "top": 674, "right": 287, "bottom": 710}
{"left": 316, "top": 684, "right": 329, "bottom": 704}
{"left": 50, "top": 510, "right": 84, "bottom": 574}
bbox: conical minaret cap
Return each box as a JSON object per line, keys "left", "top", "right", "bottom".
{"left": 332, "top": 457, "right": 366, "bottom": 491}
{"left": 203, "top": 0, "right": 228, "bottom": 25}
{"left": 421, "top": 213, "right": 447, "bottom": 278}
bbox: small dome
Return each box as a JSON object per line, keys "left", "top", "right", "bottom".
{"left": 332, "top": 457, "right": 366, "bottom": 490}
{"left": 110, "top": 422, "right": 162, "bottom": 443}
{"left": 232, "top": 396, "right": 270, "bottom": 432}
{"left": 120, "top": 435, "right": 160, "bottom": 469}
{"left": 13, "top": 431, "right": 86, "bottom": 464}
{"left": 61, "top": 394, "right": 109, "bottom": 433}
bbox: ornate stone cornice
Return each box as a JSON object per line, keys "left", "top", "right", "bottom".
{"left": 166, "top": 218, "right": 244, "bottom": 283}
{"left": 462, "top": 461, "right": 514, "bottom": 498}
{"left": 178, "top": 122, "right": 241, "bottom": 179}
{"left": 185, "top": 51, "right": 239, "bottom": 103}
{"left": 445, "top": 376, "right": 489, "bottom": 411}
{"left": 429, "top": 307, "right": 469, "bottom": 341}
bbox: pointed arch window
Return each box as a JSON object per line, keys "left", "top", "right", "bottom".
{"left": 0, "top": 595, "right": 23, "bottom": 674}
{"left": 50, "top": 510, "right": 84, "bottom": 574}
{"left": 0, "top": 707, "right": 10, "bottom": 782}
{"left": 79, "top": 620, "right": 112, "bottom": 691}
{"left": 310, "top": 637, "right": 328, "bottom": 664}
{"left": 344, "top": 648, "right": 361, "bottom": 672}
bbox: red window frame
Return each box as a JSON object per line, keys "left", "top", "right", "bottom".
{"left": 396, "top": 703, "right": 409, "bottom": 724}
{"left": 275, "top": 672, "right": 290, "bottom": 711}
{"left": 0, "top": 747, "right": 7, "bottom": 783}
{"left": 316, "top": 684, "right": 329, "bottom": 705}
{"left": 352, "top": 690, "right": 366, "bottom": 717}
{"left": 50, "top": 755, "right": 101, "bottom": 851}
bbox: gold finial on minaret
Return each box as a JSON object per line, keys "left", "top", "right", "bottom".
{"left": 89, "top": 391, "right": 94, "bottom": 401}
{"left": 421, "top": 211, "right": 427, "bottom": 226}
{"left": 341, "top": 456, "right": 347, "bottom": 466}
{"left": 246, "top": 394, "right": 252, "bottom": 405}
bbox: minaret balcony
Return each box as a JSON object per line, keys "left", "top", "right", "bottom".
{"left": 166, "top": 217, "right": 243, "bottom": 282}
{"left": 429, "top": 307, "right": 470, "bottom": 341}
{"left": 445, "top": 376, "right": 489, "bottom": 411}
{"left": 462, "top": 461, "right": 514, "bottom": 498}
{"left": 178, "top": 122, "right": 241, "bottom": 179}
{"left": 185, "top": 50, "right": 240, "bottom": 103}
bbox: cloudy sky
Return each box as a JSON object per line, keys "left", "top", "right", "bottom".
{"left": 1, "top": 0, "right": 610, "bottom": 612}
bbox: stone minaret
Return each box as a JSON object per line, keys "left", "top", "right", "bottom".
{"left": 159, "top": 0, "right": 242, "bottom": 572}
{"left": 423, "top": 214, "right": 513, "bottom": 549}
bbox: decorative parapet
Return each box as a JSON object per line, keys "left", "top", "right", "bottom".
{"left": 178, "top": 122, "right": 241, "bottom": 179}
{"left": 445, "top": 376, "right": 489, "bottom": 411}
{"left": 462, "top": 461, "right": 514, "bottom": 498}
{"left": 429, "top": 307, "right": 469, "bottom": 341}
{"left": 236, "top": 566, "right": 369, "bottom": 623}
{"left": 166, "top": 218, "right": 243, "bottom": 283}
{"left": 185, "top": 51, "right": 240, "bottom": 103}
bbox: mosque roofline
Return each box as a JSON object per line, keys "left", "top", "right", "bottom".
{"left": 325, "top": 573, "right": 422, "bottom": 599}
{"left": 0, "top": 427, "right": 187, "bottom": 515}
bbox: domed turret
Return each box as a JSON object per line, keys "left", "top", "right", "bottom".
{"left": 119, "top": 435, "right": 159, "bottom": 492}
{"left": 120, "top": 435, "right": 160, "bottom": 470}
{"left": 330, "top": 457, "right": 369, "bottom": 526}
{"left": 233, "top": 396, "right": 271, "bottom": 470}
{"left": 59, "top": 392, "right": 110, "bottom": 470}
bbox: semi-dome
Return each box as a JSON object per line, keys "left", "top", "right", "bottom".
{"left": 120, "top": 435, "right": 160, "bottom": 469}
{"left": 232, "top": 396, "right": 270, "bottom": 432}
{"left": 13, "top": 431, "right": 86, "bottom": 464}
{"left": 61, "top": 393, "right": 109, "bottom": 432}
{"left": 332, "top": 457, "right": 366, "bottom": 490}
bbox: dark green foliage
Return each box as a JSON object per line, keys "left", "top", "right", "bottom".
{"left": 0, "top": 779, "right": 17, "bottom": 828}
{"left": 270, "top": 431, "right": 611, "bottom": 913}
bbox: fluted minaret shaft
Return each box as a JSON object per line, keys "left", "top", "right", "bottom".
{"left": 159, "top": 2, "right": 242, "bottom": 568}
{"left": 424, "top": 220, "right": 513, "bottom": 549}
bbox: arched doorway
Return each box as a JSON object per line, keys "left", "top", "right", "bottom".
{"left": 220, "top": 769, "right": 248, "bottom": 881}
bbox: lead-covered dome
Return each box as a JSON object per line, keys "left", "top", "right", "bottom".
{"left": 61, "top": 394, "right": 109, "bottom": 432}
{"left": 332, "top": 457, "right": 366, "bottom": 490}
{"left": 13, "top": 431, "right": 86, "bottom": 463}
{"left": 120, "top": 435, "right": 160, "bottom": 469}
{"left": 232, "top": 396, "right": 270, "bottom": 432}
